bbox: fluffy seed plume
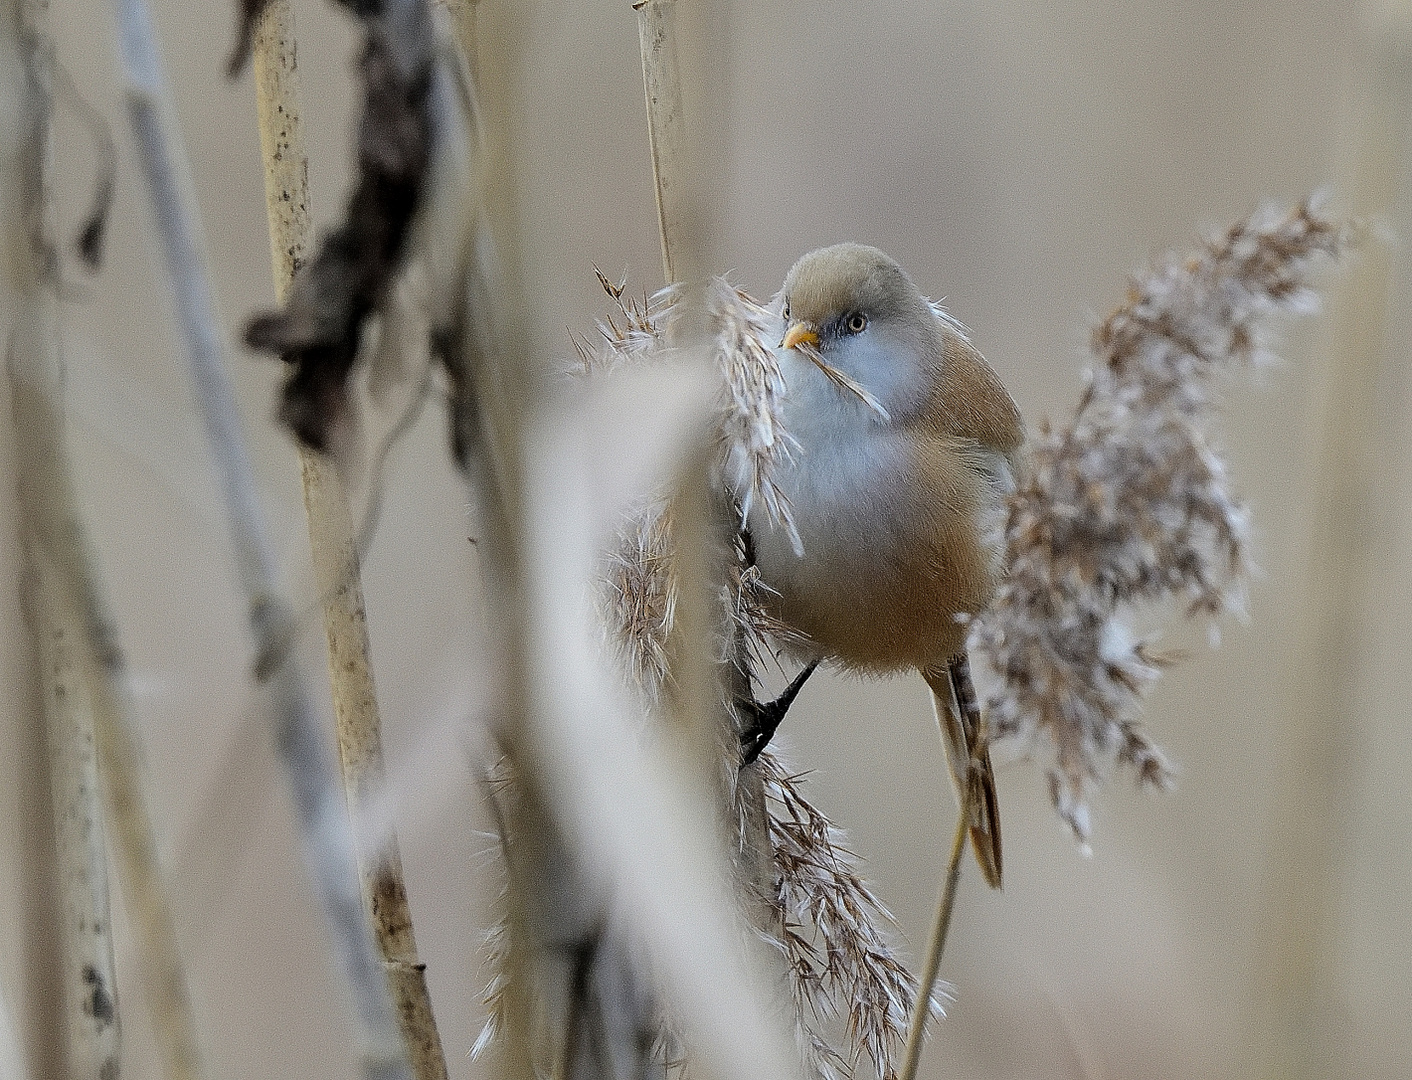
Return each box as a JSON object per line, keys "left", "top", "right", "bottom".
{"left": 702, "top": 280, "right": 802, "bottom": 551}
{"left": 579, "top": 270, "right": 915, "bottom": 1076}
{"left": 968, "top": 197, "right": 1351, "bottom": 841}
{"left": 756, "top": 751, "right": 943, "bottom": 1080}
{"left": 575, "top": 271, "right": 800, "bottom": 548}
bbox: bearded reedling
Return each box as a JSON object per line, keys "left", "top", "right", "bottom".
{"left": 740, "top": 243, "right": 1025, "bottom": 889}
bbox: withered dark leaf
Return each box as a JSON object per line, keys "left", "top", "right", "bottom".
{"left": 228, "top": 0, "right": 385, "bottom": 78}
{"left": 241, "top": 27, "right": 432, "bottom": 451}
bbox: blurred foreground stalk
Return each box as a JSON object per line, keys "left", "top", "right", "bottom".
{"left": 249, "top": 4, "right": 449, "bottom": 1078}
{"left": 453, "top": 3, "right": 801, "bottom": 1077}
{"left": 8, "top": 40, "right": 122, "bottom": 1073}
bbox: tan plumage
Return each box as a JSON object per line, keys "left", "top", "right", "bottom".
{"left": 748, "top": 243, "right": 1024, "bottom": 888}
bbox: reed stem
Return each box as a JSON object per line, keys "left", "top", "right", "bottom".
{"left": 898, "top": 785, "right": 971, "bottom": 1080}
{"left": 250, "top": 4, "right": 449, "bottom": 1078}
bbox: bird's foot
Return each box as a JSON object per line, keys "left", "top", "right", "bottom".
{"left": 737, "top": 660, "right": 820, "bottom": 768}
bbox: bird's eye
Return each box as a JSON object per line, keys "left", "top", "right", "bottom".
{"left": 845, "top": 312, "right": 868, "bottom": 335}
{"left": 782, "top": 300, "right": 790, "bottom": 321}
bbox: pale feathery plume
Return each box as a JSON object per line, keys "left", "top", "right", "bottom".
{"left": 602, "top": 495, "right": 801, "bottom": 708}
{"left": 471, "top": 745, "right": 932, "bottom": 1080}
{"left": 968, "top": 197, "right": 1351, "bottom": 842}
{"left": 575, "top": 272, "right": 801, "bottom": 549}
{"left": 755, "top": 751, "right": 943, "bottom": 1080}
{"left": 577, "top": 271, "right": 924, "bottom": 1079}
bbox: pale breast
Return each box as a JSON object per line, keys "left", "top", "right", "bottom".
{"left": 748, "top": 406, "right": 1012, "bottom": 673}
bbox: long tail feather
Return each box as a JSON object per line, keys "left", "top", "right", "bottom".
{"left": 923, "top": 657, "right": 1003, "bottom": 889}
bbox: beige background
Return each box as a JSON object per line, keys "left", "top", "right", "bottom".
{"left": 2, "top": 0, "right": 1407, "bottom": 1077}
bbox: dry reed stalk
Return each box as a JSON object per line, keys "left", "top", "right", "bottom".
{"left": 438, "top": 0, "right": 478, "bottom": 86}
{"left": 8, "top": 14, "right": 122, "bottom": 1078}
{"left": 0, "top": 978, "right": 19, "bottom": 1080}
{"left": 249, "top": 6, "right": 449, "bottom": 1078}
{"left": 90, "top": 669, "right": 204, "bottom": 1080}
{"left": 630, "top": 9, "right": 815, "bottom": 1075}
{"left": 634, "top": 0, "right": 693, "bottom": 284}
{"left": 8, "top": 41, "right": 205, "bottom": 1068}
{"left": 632, "top": 0, "right": 739, "bottom": 816}
{"left": 109, "top": 1, "right": 412, "bottom": 1076}
{"left": 10, "top": 286, "right": 205, "bottom": 1080}
{"left": 897, "top": 787, "right": 970, "bottom": 1080}
{"left": 11, "top": 354, "right": 124, "bottom": 1080}
{"left": 24, "top": 553, "right": 121, "bottom": 1080}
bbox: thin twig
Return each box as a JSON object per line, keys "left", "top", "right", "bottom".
{"left": 898, "top": 785, "right": 972, "bottom": 1080}
{"left": 249, "top": 4, "right": 450, "bottom": 1078}
{"left": 106, "top": 1, "right": 411, "bottom": 1076}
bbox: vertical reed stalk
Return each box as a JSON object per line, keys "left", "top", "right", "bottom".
{"left": 13, "top": 292, "right": 206, "bottom": 1080}
{"left": 441, "top": 0, "right": 478, "bottom": 85}
{"left": 25, "top": 549, "right": 121, "bottom": 1080}
{"left": 106, "top": 1, "right": 411, "bottom": 1075}
{"left": 633, "top": 0, "right": 699, "bottom": 285}
{"left": 0, "top": 974, "right": 20, "bottom": 1080}
{"left": 8, "top": 8, "right": 122, "bottom": 1076}
{"left": 632, "top": 0, "right": 748, "bottom": 842}
{"left": 9, "top": 41, "right": 205, "bottom": 1070}
{"left": 1250, "top": 20, "right": 1412, "bottom": 1080}
{"left": 249, "top": 6, "right": 449, "bottom": 1079}
{"left": 91, "top": 660, "right": 205, "bottom": 1080}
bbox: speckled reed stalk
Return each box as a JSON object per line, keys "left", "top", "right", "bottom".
{"left": 248, "top": 4, "right": 449, "bottom": 1078}
{"left": 8, "top": 9, "right": 123, "bottom": 1078}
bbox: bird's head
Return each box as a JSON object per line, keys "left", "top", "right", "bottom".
{"left": 779, "top": 243, "right": 940, "bottom": 419}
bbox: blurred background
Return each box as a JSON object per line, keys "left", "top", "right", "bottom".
{"left": 2, "top": 0, "right": 1407, "bottom": 1077}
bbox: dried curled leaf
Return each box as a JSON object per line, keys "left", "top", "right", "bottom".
{"left": 240, "top": 7, "right": 435, "bottom": 452}
{"left": 969, "top": 197, "right": 1351, "bottom": 841}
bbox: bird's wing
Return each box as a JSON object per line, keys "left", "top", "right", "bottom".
{"left": 925, "top": 321, "right": 1027, "bottom": 463}
{"left": 922, "top": 659, "right": 1003, "bottom": 889}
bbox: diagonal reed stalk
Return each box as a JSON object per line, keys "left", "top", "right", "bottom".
{"left": 248, "top": 4, "right": 449, "bottom": 1079}
{"left": 898, "top": 781, "right": 972, "bottom": 1080}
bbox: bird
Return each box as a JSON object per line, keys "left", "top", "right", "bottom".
{"left": 738, "top": 242, "right": 1026, "bottom": 889}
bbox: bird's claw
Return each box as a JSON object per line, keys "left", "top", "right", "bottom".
{"left": 737, "top": 660, "right": 819, "bottom": 768}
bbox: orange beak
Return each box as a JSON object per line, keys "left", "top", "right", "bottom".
{"left": 781, "top": 322, "right": 820, "bottom": 351}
